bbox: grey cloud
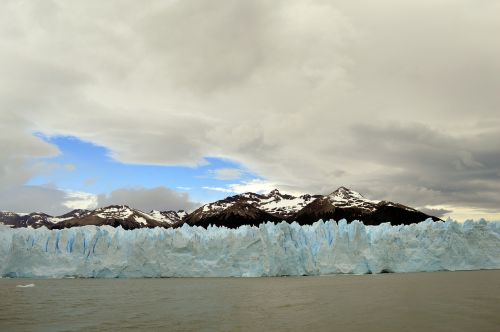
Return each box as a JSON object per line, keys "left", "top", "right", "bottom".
{"left": 1, "top": 1, "right": 499, "bottom": 219}
{"left": 141, "top": 1, "right": 272, "bottom": 92}
{"left": 0, "top": 185, "right": 198, "bottom": 215}
{"left": 0, "top": 185, "right": 68, "bottom": 215}
{"left": 97, "top": 187, "right": 199, "bottom": 212}
{"left": 343, "top": 123, "right": 500, "bottom": 211}
{"left": 208, "top": 168, "right": 243, "bottom": 180}
{"left": 0, "top": 113, "right": 60, "bottom": 189}
{"left": 418, "top": 208, "right": 453, "bottom": 219}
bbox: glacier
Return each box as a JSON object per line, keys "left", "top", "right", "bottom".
{"left": 0, "top": 219, "right": 499, "bottom": 278}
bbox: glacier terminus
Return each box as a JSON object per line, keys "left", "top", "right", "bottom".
{"left": 1, "top": 219, "right": 499, "bottom": 278}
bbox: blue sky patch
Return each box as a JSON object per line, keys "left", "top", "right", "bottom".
{"left": 27, "top": 135, "right": 261, "bottom": 203}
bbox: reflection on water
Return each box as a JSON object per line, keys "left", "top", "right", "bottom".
{"left": 1, "top": 270, "right": 499, "bottom": 332}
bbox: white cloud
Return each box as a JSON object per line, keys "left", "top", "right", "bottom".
{"left": 204, "top": 179, "right": 279, "bottom": 195}
{"left": 228, "top": 179, "right": 278, "bottom": 194}
{"left": 176, "top": 186, "right": 192, "bottom": 191}
{"left": 0, "top": 185, "right": 197, "bottom": 215}
{"left": 63, "top": 191, "right": 98, "bottom": 210}
{"left": 208, "top": 168, "right": 243, "bottom": 180}
{"left": 202, "top": 186, "right": 234, "bottom": 193}
{"left": 1, "top": 0, "right": 500, "bottom": 219}
{"left": 97, "top": 186, "right": 199, "bottom": 212}
{"left": 0, "top": 115, "right": 60, "bottom": 189}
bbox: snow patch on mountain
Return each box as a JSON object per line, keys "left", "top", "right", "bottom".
{"left": 328, "top": 187, "right": 379, "bottom": 211}
{"left": 259, "top": 191, "right": 316, "bottom": 217}
{"left": 96, "top": 205, "right": 134, "bottom": 219}
{"left": 47, "top": 217, "right": 73, "bottom": 224}
{"left": 149, "top": 210, "right": 185, "bottom": 225}
{"left": 133, "top": 216, "right": 147, "bottom": 225}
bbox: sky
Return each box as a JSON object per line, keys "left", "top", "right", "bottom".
{"left": 1, "top": 0, "right": 499, "bottom": 220}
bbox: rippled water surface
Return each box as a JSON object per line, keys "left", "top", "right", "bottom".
{"left": 1, "top": 270, "right": 499, "bottom": 332}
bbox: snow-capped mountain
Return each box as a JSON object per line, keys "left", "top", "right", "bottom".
{"left": 149, "top": 210, "right": 187, "bottom": 226}
{"left": 328, "top": 186, "right": 379, "bottom": 211}
{"left": 186, "top": 189, "right": 318, "bottom": 219}
{"left": 184, "top": 189, "right": 320, "bottom": 228}
{"left": 50, "top": 205, "right": 188, "bottom": 230}
{"left": 258, "top": 189, "right": 319, "bottom": 217}
{"left": 0, "top": 211, "right": 54, "bottom": 228}
{"left": 0, "top": 187, "right": 440, "bottom": 229}
{"left": 1, "top": 206, "right": 187, "bottom": 230}
{"left": 185, "top": 187, "right": 439, "bottom": 228}
{"left": 293, "top": 187, "right": 433, "bottom": 226}
{"left": 48, "top": 209, "right": 92, "bottom": 224}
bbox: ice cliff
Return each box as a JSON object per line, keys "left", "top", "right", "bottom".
{"left": 0, "top": 219, "right": 499, "bottom": 278}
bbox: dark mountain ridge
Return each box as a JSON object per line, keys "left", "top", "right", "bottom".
{"left": 0, "top": 187, "right": 440, "bottom": 229}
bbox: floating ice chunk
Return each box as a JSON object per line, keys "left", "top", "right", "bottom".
{"left": 16, "top": 283, "right": 35, "bottom": 288}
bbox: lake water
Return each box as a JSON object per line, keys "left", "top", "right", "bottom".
{"left": 1, "top": 270, "right": 499, "bottom": 331}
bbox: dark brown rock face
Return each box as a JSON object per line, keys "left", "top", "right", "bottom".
{"left": 185, "top": 202, "right": 283, "bottom": 228}
{"left": 294, "top": 198, "right": 368, "bottom": 225}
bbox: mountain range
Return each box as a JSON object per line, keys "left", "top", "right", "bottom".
{"left": 0, "top": 187, "right": 440, "bottom": 229}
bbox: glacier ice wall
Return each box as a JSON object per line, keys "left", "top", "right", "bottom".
{"left": 0, "top": 219, "right": 499, "bottom": 278}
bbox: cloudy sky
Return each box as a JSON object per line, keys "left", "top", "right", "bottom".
{"left": 1, "top": 0, "right": 499, "bottom": 220}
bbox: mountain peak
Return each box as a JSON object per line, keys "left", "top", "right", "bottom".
{"left": 268, "top": 189, "right": 282, "bottom": 196}
{"left": 330, "top": 186, "right": 363, "bottom": 198}
{"left": 95, "top": 205, "right": 135, "bottom": 219}
{"left": 98, "top": 204, "right": 132, "bottom": 210}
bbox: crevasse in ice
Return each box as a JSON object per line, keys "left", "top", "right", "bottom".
{"left": 0, "top": 219, "right": 499, "bottom": 278}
